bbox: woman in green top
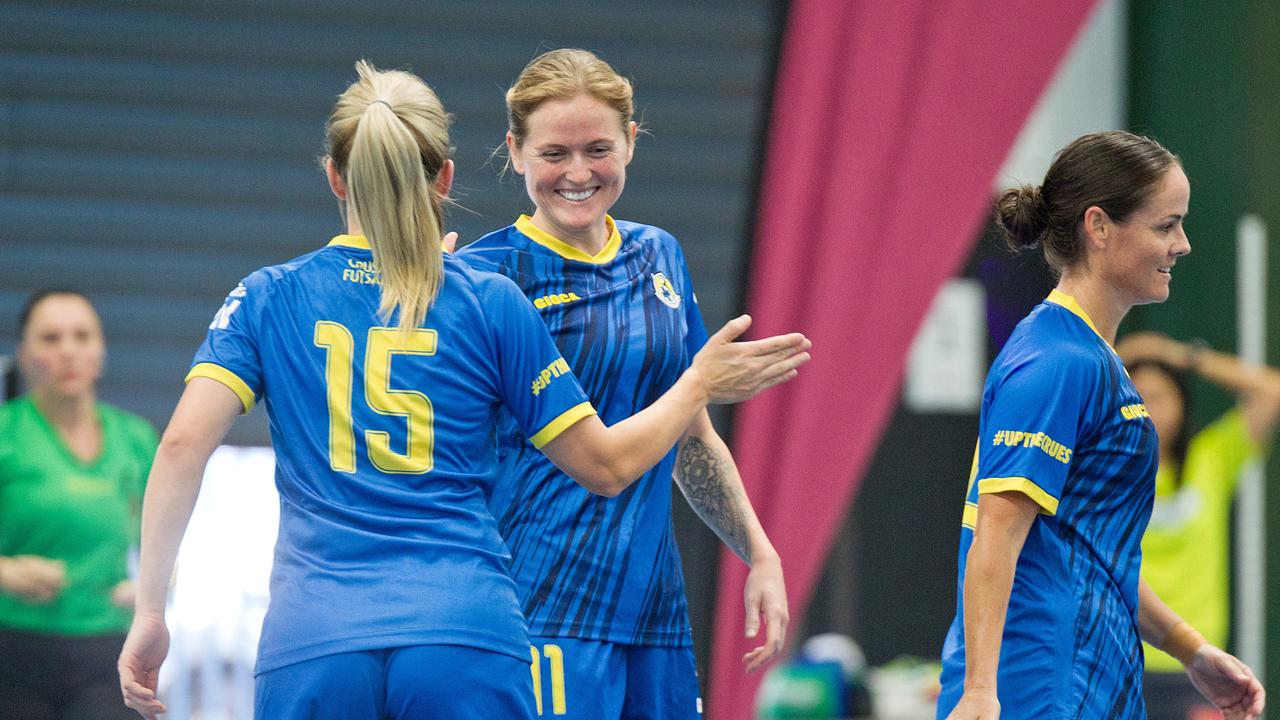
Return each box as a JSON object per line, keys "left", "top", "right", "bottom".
{"left": 1118, "top": 331, "right": 1280, "bottom": 719}
{"left": 0, "top": 289, "right": 158, "bottom": 720}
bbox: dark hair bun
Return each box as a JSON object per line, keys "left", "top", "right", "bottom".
{"left": 995, "top": 184, "right": 1048, "bottom": 251}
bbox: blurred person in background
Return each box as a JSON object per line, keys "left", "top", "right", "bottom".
{"left": 116, "top": 60, "right": 808, "bottom": 720}
{"left": 938, "top": 131, "right": 1264, "bottom": 720}
{"left": 0, "top": 289, "right": 157, "bottom": 720}
{"left": 459, "top": 48, "right": 788, "bottom": 720}
{"left": 1117, "top": 332, "right": 1280, "bottom": 720}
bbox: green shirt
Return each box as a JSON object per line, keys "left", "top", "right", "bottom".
{"left": 1140, "top": 409, "right": 1256, "bottom": 672}
{"left": 0, "top": 396, "right": 157, "bottom": 635}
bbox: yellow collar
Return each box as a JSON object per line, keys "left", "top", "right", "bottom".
{"left": 1045, "top": 288, "right": 1107, "bottom": 343}
{"left": 327, "top": 234, "right": 451, "bottom": 252}
{"left": 516, "top": 215, "right": 621, "bottom": 264}
{"left": 328, "top": 234, "right": 371, "bottom": 250}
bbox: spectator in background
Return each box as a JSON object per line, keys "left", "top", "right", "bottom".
{"left": 1118, "top": 332, "right": 1280, "bottom": 720}
{"left": 0, "top": 289, "right": 157, "bottom": 720}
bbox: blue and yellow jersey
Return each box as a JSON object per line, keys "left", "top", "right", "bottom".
{"left": 457, "top": 215, "right": 709, "bottom": 646}
{"left": 936, "top": 290, "right": 1158, "bottom": 719}
{"left": 188, "top": 235, "right": 595, "bottom": 674}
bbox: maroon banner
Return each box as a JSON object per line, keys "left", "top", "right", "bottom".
{"left": 708, "top": 1, "right": 1099, "bottom": 717}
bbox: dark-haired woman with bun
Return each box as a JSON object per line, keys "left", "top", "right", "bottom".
{"left": 936, "top": 131, "right": 1265, "bottom": 719}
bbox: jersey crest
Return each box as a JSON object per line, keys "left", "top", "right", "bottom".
{"left": 652, "top": 272, "right": 682, "bottom": 309}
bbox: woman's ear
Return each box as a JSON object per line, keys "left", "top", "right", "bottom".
{"left": 1082, "top": 205, "right": 1110, "bottom": 251}
{"left": 624, "top": 121, "right": 637, "bottom": 164}
{"left": 506, "top": 132, "right": 526, "bottom": 175}
{"left": 325, "top": 157, "right": 347, "bottom": 201}
{"left": 435, "top": 159, "right": 455, "bottom": 199}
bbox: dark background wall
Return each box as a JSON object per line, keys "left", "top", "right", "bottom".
{"left": 0, "top": 0, "right": 779, "bottom": 444}
{"left": 0, "top": 0, "right": 783, "bottom": 683}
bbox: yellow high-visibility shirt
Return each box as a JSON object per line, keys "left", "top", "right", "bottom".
{"left": 1141, "top": 409, "right": 1258, "bottom": 672}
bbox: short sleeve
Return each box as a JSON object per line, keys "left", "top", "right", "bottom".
{"left": 482, "top": 274, "right": 596, "bottom": 449}
{"left": 676, "top": 249, "right": 709, "bottom": 359}
{"left": 976, "top": 352, "right": 1096, "bottom": 515}
{"left": 187, "top": 277, "right": 266, "bottom": 413}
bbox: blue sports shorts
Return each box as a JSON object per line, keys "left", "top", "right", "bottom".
{"left": 255, "top": 644, "right": 535, "bottom": 719}
{"left": 529, "top": 636, "right": 702, "bottom": 720}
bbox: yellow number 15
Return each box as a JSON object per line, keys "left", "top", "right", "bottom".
{"left": 313, "top": 321, "right": 437, "bottom": 474}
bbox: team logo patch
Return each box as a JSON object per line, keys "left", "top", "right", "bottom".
{"left": 652, "top": 272, "right": 681, "bottom": 309}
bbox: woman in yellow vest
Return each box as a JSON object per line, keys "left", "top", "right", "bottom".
{"left": 1118, "top": 331, "right": 1280, "bottom": 719}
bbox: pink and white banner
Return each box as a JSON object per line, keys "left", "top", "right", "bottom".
{"left": 708, "top": 2, "right": 1100, "bottom": 717}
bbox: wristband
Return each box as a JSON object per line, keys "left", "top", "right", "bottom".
{"left": 1163, "top": 620, "right": 1207, "bottom": 666}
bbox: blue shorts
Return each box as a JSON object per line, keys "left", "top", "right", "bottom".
{"left": 255, "top": 644, "right": 535, "bottom": 719}
{"left": 529, "top": 636, "right": 702, "bottom": 720}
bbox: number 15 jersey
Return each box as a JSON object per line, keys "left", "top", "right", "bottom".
{"left": 189, "top": 235, "right": 595, "bottom": 674}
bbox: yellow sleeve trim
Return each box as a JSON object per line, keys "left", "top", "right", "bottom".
{"left": 529, "top": 402, "right": 597, "bottom": 449}
{"left": 977, "top": 476, "right": 1060, "bottom": 516}
{"left": 186, "top": 363, "right": 256, "bottom": 414}
{"left": 961, "top": 502, "right": 978, "bottom": 529}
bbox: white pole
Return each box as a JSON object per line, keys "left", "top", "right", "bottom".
{"left": 1236, "top": 214, "right": 1267, "bottom": 677}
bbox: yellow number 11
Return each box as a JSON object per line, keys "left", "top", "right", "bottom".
{"left": 530, "top": 644, "right": 567, "bottom": 716}
{"left": 313, "top": 321, "right": 437, "bottom": 474}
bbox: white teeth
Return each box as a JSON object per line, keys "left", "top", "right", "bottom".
{"left": 557, "top": 188, "right": 596, "bottom": 202}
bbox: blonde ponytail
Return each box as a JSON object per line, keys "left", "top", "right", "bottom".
{"left": 326, "top": 60, "right": 452, "bottom": 332}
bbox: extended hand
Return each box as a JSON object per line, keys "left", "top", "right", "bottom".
{"left": 1187, "top": 645, "right": 1266, "bottom": 720}
{"left": 0, "top": 555, "right": 67, "bottom": 603}
{"left": 118, "top": 613, "right": 171, "bottom": 720}
{"left": 692, "top": 315, "right": 810, "bottom": 404}
{"left": 742, "top": 555, "right": 788, "bottom": 672}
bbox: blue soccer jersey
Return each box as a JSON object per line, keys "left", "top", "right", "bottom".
{"left": 458, "top": 215, "right": 709, "bottom": 646}
{"left": 188, "top": 234, "right": 595, "bottom": 674}
{"left": 937, "top": 290, "right": 1158, "bottom": 719}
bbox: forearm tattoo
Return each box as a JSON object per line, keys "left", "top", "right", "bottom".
{"left": 676, "top": 437, "right": 751, "bottom": 563}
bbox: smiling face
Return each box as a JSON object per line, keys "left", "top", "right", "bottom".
{"left": 1094, "top": 165, "right": 1192, "bottom": 307}
{"left": 18, "top": 294, "right": 105, "bottom": 402}
{"left": 508, "top": 92, "right": 636, "bottom": 251}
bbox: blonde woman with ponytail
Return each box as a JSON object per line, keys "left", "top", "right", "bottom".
{"left": 116, "top": 61, "right": 809, "bottom": 720}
